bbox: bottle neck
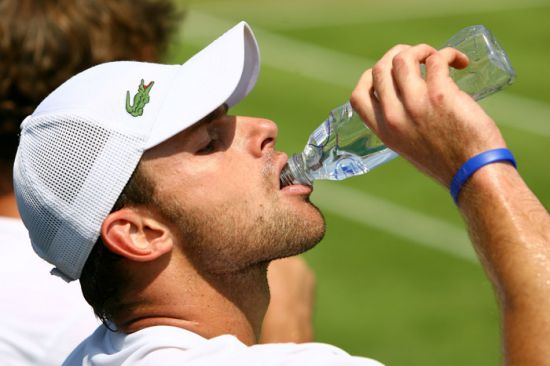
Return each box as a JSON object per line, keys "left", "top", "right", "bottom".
{"left": 280, "top": 154, "right": 313, "bottom": 187}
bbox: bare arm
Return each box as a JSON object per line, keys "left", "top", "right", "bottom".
{"left": 460, "top": 164, "right": 550, "bottom": 365}
{"left": 259, "top": 256, "right": 316, "bottom": 343}
{"left": 350, "top": 44, "right": 550, "bottom": 365}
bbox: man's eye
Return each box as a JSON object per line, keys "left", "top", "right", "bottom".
{"left": 198, "top": 139, "right": 217, "bottom": 154}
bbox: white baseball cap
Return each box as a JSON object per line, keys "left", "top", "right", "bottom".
{"left": 13, "top": 21, "right": 260, "bottom": 282}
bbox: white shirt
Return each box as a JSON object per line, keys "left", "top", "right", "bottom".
{"left": 0, "top": 217, "right": 100, "bottom": 366}
{"left": 65, "top": 325, "right": 384, "bottom": 365}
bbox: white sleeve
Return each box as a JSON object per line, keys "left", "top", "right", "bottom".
{"left": 138, "top": 336, "right": 384, "bottom": 366}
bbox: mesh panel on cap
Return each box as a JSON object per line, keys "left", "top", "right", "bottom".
{"left": 16, "top": 112, "right": 146, "bottom": 280}
{"left": 16, "top": 182, "right": 61, "bottom": 258}
{"left": 30, "top": 117, "right": 110, "bottom": 204}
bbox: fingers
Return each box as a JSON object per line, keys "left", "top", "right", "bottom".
{"left": 351, "top": 44, "right": 469, "bottom": 137}
{"left": 425, "top": 47, "right": 469, "bottom": 86}
{"left": 391, "top": 44, "right": 437, "bottom": 103}
{"left": 350, "top": 68, "right": 382, "bottom": 135}
{"left": 439, "top": 47, "right": 469, "bottom": 70}
{"left": 352, "top": 45, "right": 413, "bottom": 136}
{"left": 371, "top": 44, "right": 410, "bottom": 118}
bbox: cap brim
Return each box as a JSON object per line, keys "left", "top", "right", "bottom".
{"left": 145, "top": 21, "right": 260, "bottom": 149}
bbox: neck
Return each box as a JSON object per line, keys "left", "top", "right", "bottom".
{"left": 0, "top": 192, "right": 20, "bottom": 218}
{"left": 117, "top": 252, "right": 270, "bottom": 345}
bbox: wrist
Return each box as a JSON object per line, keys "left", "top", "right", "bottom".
{"left": 450, "top": 148, "right": 517, "bottom": 205}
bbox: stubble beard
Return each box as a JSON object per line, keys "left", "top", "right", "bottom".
{"left": 157, "top": 155, "right": 326, "bottom": 275}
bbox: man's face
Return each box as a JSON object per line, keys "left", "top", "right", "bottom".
{"left": 141, "top": 106, "right": 325, "bottom": 274}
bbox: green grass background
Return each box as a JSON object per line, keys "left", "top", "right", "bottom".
{"left": 165, "top": 1, "right": 550, "bottom": 365}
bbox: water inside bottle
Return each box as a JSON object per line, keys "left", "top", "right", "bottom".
{"left": 299, "top": 103, "right": 398, "bottom": 181}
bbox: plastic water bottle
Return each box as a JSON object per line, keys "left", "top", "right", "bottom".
{"left": 279, "top": 25, "right": 516, "bottom": 187}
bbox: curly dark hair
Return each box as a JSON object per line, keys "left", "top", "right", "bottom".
{"left": 0, "top": 0, "right": 182, "bottom": 192}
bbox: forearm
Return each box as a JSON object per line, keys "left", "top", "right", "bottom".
{"left": 259, "top": 300, "right": 314, "bottom": 344}
{"left": 259, "top": 257, "right": 315, "bottom": 344}
{"left": 458, "top": 163, "right": 550, "bottom": 365}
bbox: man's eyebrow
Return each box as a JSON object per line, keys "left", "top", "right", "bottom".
{"left": 198, "top": 104, "right": 229, "bottom": 125}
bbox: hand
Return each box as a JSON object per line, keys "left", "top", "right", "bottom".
{"left": 350, "top": 44, "right": 507, "bottom": 187}
{"left": 259, "top": 256, "right": 316, "bottom": 343}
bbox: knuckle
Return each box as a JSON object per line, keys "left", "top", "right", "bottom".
{"left": 425, "top": 53, "right": 442, "bottom": 67}
{"left": 349, "top": 95, "right": 360, "bottom": 112}
{"left": 415, "top": 43, "right": 435, "bottom": 53}
{"left": 350, "top": 88, "right": 363, "bottom": 105}
{"left": 387, "top": 44, "right": 401, "bottom": 54}
{"left": 425, "top": 55, "right": 436, "bottom": 68}
{"left": 392, "top": 53, "right": 407, "bottom": 70}
{"left": 403, "top": 101, "right": 425, "bottom": 120}
{"left": 418, "top": 43, "right": 433, "bottom": 50}
{"left": 372, "top": 63, "right": 384, "bottom": 80}
{"left": 429, "top": 89, "right": 446, "bottom": 105}
{"left": 382, "top": 108, "right": 400, "bottom": 128}
{"left": 392, "top": 43, "right": 410, "bottom": 52}
{"left": 438, "top": 46, "right": 453, "bottom": 54}
{"left": 350, "top": 70, "right": 373, "bottom": 103}
{"left": 358, "top": 68, "right": 372, "bottom": 82}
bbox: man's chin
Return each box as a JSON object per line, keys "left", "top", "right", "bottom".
{"left": 286, "top": 209, "right": 326, "bottom": 257}
{"left": 306, "top": 200, "right": 326, "bottom": 237}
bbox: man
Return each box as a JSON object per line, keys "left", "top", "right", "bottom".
{"left": 0, "top": 1, "right": 180, "bottom": 364}
{"left": 13, "top": 21, "right": 550, "bottom": 365}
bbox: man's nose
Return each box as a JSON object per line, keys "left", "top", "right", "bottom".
{"left": 238, "top": 116, "right": 278, "bottom": 158}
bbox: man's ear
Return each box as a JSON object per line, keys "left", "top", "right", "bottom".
{"left": 100, "top": 207, "right": 172, "bottom": 262}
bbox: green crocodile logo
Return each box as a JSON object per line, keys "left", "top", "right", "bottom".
{"left": 125, "top": 79, "right": 154, "bottom": 117}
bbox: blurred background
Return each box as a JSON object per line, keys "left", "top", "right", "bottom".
{"left": 167, "top": 1, "right": 550, "bottom": 365}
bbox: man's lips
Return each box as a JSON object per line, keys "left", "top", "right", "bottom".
{"left": 276, "top": 152, "right": 289, "bottom": 187}
{"left": 280, "top": 183, "right": 313, "bottom": 195}
{"left": 276, "top": 153, "right": 313, "bottom": 195}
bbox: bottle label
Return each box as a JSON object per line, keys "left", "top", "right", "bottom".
{"left": 310, "top": 120, "right": 330, "bottom": 147}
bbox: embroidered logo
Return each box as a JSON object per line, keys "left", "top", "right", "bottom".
{"left": 125, "top": 79, "right": 154, "bottom": 117}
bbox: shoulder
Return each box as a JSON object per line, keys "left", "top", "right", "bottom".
{"left": 244, "top": 342, "right": 385, "bottom": 366}
{"left": 64, "top": 326, "right": 384, "bottom": 366}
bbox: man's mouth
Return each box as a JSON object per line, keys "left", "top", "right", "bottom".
{"left": 280, "top": 183, "right": 313, "bottom": 195}
{"left": 275, "top": 153, "right": 288, "bottom": 187}
{"left": 276, "top": 153, "right": 313, "bottom": 195}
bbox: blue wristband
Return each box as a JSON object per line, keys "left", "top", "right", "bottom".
{"left": 450, "top": 148, "right": 517, "bottom": 205}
